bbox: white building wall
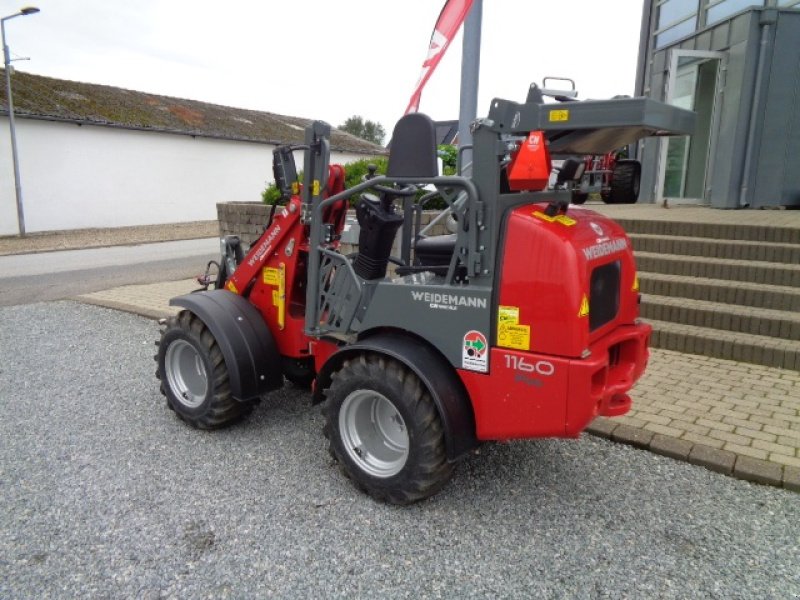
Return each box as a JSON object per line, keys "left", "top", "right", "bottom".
{"left": 0, "top": 117, "right": 371, "bottom": 236}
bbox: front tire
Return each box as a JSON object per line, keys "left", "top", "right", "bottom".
{"left": 606, "top": 160, "right": 641, "bottom": 204}
{"left": 156, "top": 310, "right": 252, "bottom": 429}
{"left": 323, "top": 354, "right": 453, "bottom": 504}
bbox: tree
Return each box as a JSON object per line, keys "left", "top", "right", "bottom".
{"left": 339, "top": 115, "right": 386, "bottom": 146}
{"left": 438, "top": 145, "right": 457, "bottom": 175}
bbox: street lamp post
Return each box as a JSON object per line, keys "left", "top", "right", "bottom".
{"left": 2, "top": 6, "right": 40, "bottom": 237}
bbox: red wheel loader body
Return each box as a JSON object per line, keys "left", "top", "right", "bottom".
{"left": 156, "top": 84, "right": 693, "bottom": 503}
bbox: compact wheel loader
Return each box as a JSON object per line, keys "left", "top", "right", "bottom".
{"left": 155, "top": 84, "right": 694, "bottom": 504}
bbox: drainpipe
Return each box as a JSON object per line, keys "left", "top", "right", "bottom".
{"left": 738, "top": 10, "right": 776, "bottom": 207}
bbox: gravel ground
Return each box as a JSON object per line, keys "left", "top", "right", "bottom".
{"left": 0, "top": 221, "right": 217, "bottom": 256}
{"left": 1, "top": 302, "right": 798, "bottom": 599}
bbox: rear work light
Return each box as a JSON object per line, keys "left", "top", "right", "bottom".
{"left": 589, "top": 261, "right": 620, "bottom": 331}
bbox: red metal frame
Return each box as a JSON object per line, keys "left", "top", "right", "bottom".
{"left": 580, "top": 151, "right": 619, "bottom": 197}
{"left": 224, "top": 165, "right": 348, "bottom": 359}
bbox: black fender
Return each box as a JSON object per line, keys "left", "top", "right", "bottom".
{"left": 314, "top": 332, "right": 478, "bottom": 461}
{"left": 170, "top": 290, "right": 283, "bottom": 401}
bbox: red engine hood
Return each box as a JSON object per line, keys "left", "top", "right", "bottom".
{"left": 496, "top": 203, "right": 641, "bottom": 358}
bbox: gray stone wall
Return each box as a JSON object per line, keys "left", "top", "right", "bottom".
{"left": 216, "top": 202, "right": 272, "bottom": 248}
{"left": 217, "top": 202, "right": 450, "bottom": 252}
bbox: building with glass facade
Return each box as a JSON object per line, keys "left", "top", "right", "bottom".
{"left": 635, "top": 0, "right": 800, "bottom": 207}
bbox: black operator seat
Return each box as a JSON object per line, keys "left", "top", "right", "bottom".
{"left": 353, "top": 113, "right": 440, "bottom": 280}
{"left": 386, "top": 113, "right": 439, "bottom": 178}
{"left": 415, "top": 233, "right": 457, "bottom": 267}
{"left": 386, "top": 113, "right": 459, "bottom": 269}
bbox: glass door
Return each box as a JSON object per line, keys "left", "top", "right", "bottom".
{"left": 657, "top": 50, "right": 726, "bottom": 205}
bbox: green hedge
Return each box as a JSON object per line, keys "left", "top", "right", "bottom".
{"left": 262, "top": 146, "right": 456, "bottom": 208}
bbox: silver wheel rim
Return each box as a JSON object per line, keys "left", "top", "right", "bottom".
{"left": 339, "top": 389, "right": 409, "bottom": 478}
{"left": 165, "top": 339, "right": 208, "bottom": 409}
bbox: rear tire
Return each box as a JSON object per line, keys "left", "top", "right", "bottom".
{"left": 156, "top": 310, "right": 252, "bottom": 429}
{"left": 605, "top": 160, "right": 641, "bottom": 204}
{"left": 571, "top": 191, "right": 589, "bottom": 205}
{"left": 323, "top": 354, "right": 453, "bottom": 504}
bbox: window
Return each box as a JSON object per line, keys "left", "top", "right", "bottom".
{"left": 655, "top": 0, "right": 699, "bottom": 49}
{"left": 656, "top": 16, "right": 698, "bottom": 47}
{"left": 658, "top": 0, "right": 699, "bottom": 27}
{"left": 706, "top": 0, "right": 765, "bottom": 25}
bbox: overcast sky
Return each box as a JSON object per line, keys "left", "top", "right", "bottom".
{"left": 2, "top": 0, "right": 644, "bottom": 138}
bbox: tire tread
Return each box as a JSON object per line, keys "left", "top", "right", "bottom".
{"left": 323, "top": 354, "right": 453, "bottom": 505}
{"left": 155, "top": 311, "right": 252, "bottom": 429}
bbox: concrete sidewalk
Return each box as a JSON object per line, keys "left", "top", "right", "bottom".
{"left": 76, "top": 277, "right": 800, "bottom": 492}
{"left": 0, "top": 221, "right": 218, "bottom": 256}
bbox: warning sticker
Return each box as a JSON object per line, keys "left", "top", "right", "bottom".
{"left": 262, "top": 267, "right": 281, "bottom": 285}
{"left": 462, "top": 330, "right": 488, "bottom": 373}
{"left": 578, "top": 294, "right": 590, "bottom": 318}
{"left": 498, "top": 305, "right": 520, "bottom": 324}
{"left": 533, "top": 211, "right": 577, "bottom": 227}
{"left": 497, "top": 305, "right": 530, "bottom": 350}
{"left": 263, "top": 267, "right": 280, "bottom": 286}
{"left": 498, "top": 323, "right": 530, "bottom": 351}
{"left": 549, "top": 109, "right": 570, "bottom": 122}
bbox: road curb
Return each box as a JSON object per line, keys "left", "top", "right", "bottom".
{"left": 77, "top": 296, "right": 171, "bottom": 321}
{"left": 586, "top": 417, "right": 798, "bottom": 492}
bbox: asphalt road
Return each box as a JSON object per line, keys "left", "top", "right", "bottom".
{"left": 0, "top": 238, "right": 218, "bottom": 306}
{"left": 1, "top": 301, "right": 798, "bottom": 599}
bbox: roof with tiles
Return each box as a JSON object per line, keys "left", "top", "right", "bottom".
{"left": 0, "top": 69, "right": 385, "bottom": 154}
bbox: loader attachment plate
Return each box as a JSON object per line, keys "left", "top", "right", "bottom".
{"left": 487, "top": 96, "right": 696, "bottom": 155}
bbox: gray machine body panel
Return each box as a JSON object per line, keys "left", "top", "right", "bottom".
{"left": 358, "top": 282, "right": 493, "bottom": 370}
{"left": 487, "top": 96, "right": 695, "bottom": 155}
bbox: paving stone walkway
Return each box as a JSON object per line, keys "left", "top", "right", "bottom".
{"left": 587, "top": 349, "right": 800, "bottom": 491}
{"left": 78, "top": 278, "right": 198, "bottom": 320}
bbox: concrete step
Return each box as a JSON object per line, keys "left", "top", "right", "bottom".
{"left": 599, "top": 209, "right": 800, "bottom": 368}
{"left": 630, "top": 234, "right": 800, "bottom": 264}
{"left": 639, "top": 272, "right": 800, "bottom": 312}
{"left": 648, "top": 319, "right": 800, "bottom": 370}
{"left": 614, "top": 218, "right": 800, "bottom": 244}
{"left": 635, "top": 252, "right": 800, "bottom": 287}
{"left": 641, "top": 295, "right": 800, "bottom": 339}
